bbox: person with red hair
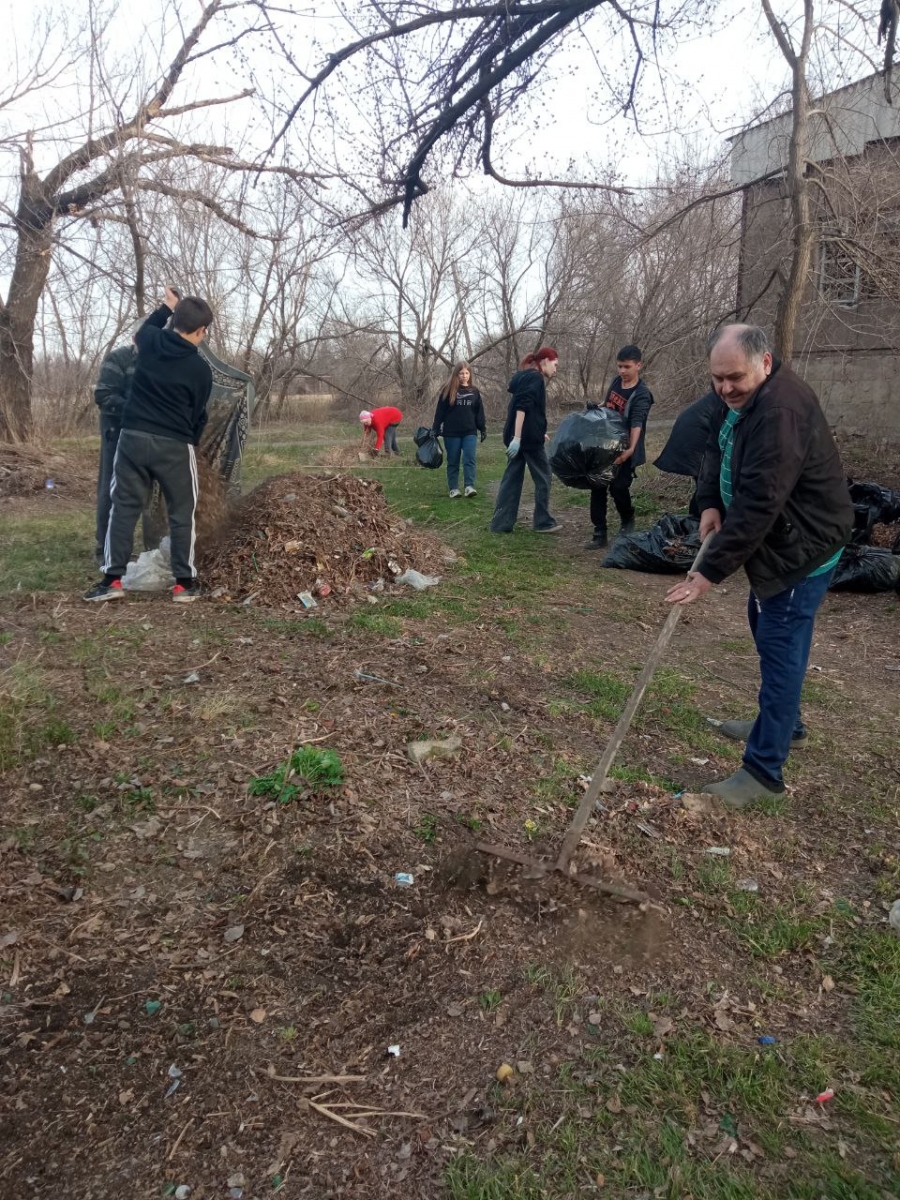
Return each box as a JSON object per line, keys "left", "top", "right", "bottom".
{"left": 490, "top": 347, "right": 561, "bottom": 534}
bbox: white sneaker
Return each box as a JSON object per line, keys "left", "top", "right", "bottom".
{"left": 449, "top": 489, "right": 461, "bottom": 498}
{"left": 464, "top": 486, "right": 477, "bottom": 497}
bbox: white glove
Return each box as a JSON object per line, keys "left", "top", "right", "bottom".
{"left": 506, "top": 437, "right": 521, "bottom": 461}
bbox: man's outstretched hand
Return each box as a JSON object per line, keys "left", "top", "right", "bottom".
{"left": 163, "top": 286, "right": 181, "bottom": 311}
{"left": 665, "top": 571, "right": 712, "bottom": 606}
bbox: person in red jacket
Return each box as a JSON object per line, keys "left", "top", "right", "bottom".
{"left": 360, "top": 406, "right": 403, "bottom": 455}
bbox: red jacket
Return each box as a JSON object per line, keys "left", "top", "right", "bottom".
{"left": 368, "top": 406, "right": 403, "bottom": 449}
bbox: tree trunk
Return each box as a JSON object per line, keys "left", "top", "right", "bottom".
{"left": 0, "top": 165, "right": 54, "bottom": 441}
{"left": 761, "top": 0, "right": 814, "bottom": 364}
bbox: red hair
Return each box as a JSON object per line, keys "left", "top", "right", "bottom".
{"left": 520, "top": 346, "right": 559, "bottom": 369}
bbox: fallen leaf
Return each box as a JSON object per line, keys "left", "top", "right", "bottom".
{"left": 118, "top": 1089, "right": 134, "bottom": 1105}
{"left": 650, "top": 1014, "right": 675, "bottom": 1038}
{"left": 446, "top": 1003, "right": 463, "bottom": 1018}
{"left": 0, "top": 931, "right": 19, "bottom": 949}
{"left": 250, "top": 1008, "right": 267, "bottom": 1024}
{"left": 715, "top": 1010, "right": 736, "bottom": 1032}
{"left": 821, "top": 975, "right": 835, "bottom": 993}
{"left": 606, "top": 1094, "right": 622, "bottom": 1114}
{"left": 224, "top": 924, "right": 245, "bottom": 943}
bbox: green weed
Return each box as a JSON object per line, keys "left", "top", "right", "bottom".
{"left": 249, "top": 745, "right": 345, "bottom": 803}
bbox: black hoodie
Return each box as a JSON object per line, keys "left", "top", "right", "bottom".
{"left": 502, "top": 369, "right": 547, "bottom": 448}
{"left": 122, "top": 305, "right": 213, "bottom": 446}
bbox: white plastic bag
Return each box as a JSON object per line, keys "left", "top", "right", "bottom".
{"left": 397, "top": 568, "right": 440, "bottom": 591}
{"left": 123, "top": 537, "right": 175, "bottom": 592}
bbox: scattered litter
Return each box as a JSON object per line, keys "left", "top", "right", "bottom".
{"left": 679, "top": 793, "right": 718, "bottom": 814}
{"left": 175, "top": 1186, "right": 191, "bottom": 1199}
{"left": 387, "top": 1044, "right": 401, "bottom": 1058}
{"left": 0, "top": 931, "right": 18, "bottom": 950}
{"left": 394, "top": 872, "right": 414, "bottom": 888}
{"left": 144, "top": 999, "right": 162, "bottom": 1016}
{"left": 688, "top": 756, "right": 710, "bottom": 766}
{"left": 397, "top": 568, "right": 441, "bottom": 590}
{"left": 317, "top": 582, "right": 332, "bottom": 598}
{"left": 45, "top": 478, "right": 55, "bottom": 489}
{"left": 705, "top": 847, "right": 731, "bottom": 857}
{"left": 223, "top": 924, "right": 245, "bottom": 943}
{"left": 706, "top": 717, "right": 723, "bottom": 728}
{"left": 719, "top": 1114, "right": 738, "bottom": 1137}
{"left": 496, "top": 1063, "right": 515, "bottom": 1084}
{"left": 249, "top": 1008, "right": 267, "bottom": 1024}
{"left": 736, "top": 879, "right": 759, "bottom": 893}
{"left": 635, "top": 821, "right": 662, "bottom": 839}
{"left": 815, "top": 1088, "right": 835, "bottom": 1104}
{"left": 652, "top": 1052, "right": 664, "bottom": 1061}
{"left": 297, "top": 591, "right": 318, "bottom": 608}
{"left": 889, "top": 899, "right": 900, "bottom": 937}
{"left": 354, "top": 670, "right": 400, "bottom": 686}
{"left": 168, "top": 1064, "right": 182, "bottom": 1079}
{"left": 757, "top": 1036, "right": 777, "bottom": 1046}
{"left": 182, "top": 671, "right": 200, "bottom": 685}
{"left": 407, "top": 733, "right": 462, "bottom": 765}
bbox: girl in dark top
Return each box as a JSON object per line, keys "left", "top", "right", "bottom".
{"left": 433, "top": 362, "right": 487, "bottom": 497}
{"left": 490, "top": 347, "right": 561, "bottom": 534}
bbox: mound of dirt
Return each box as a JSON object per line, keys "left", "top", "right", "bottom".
{"left": 199, "top": 471, "right": 448, "bottom": 604}
{"left": 0, "top": 444, "right": 94, "bottom": 499}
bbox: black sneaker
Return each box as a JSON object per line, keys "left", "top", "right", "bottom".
{"left": 620, "top": 519, "right": 636, "bottom": 534}
{"left": 586, "top": 535, "right": 608, "bottom": 550}
{"left": 83, "top": 579, "right": 125, "bottom": 603}
{"left": 172, "top": 580, "right": 201, "bottom": 604}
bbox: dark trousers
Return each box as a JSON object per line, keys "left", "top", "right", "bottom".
{"left": 103, "top": 429, "right": 199, "bottom": 582}
{"left": 384, "top": 424, "right": 400, "bottom": 454}
{"left": 589, "top": 463, "right": 636, "bottom": 535}
{"left": 444, "top": 433, "right": 477, "bottom": 491}
{"left": 96, "top": 411, "right": 121, "bottom": 561}
{"left": 743, "top": 569, "right": 834, "bottom": 789}
{"left": 490, "top": 444, "right": 556, "bottom": 532}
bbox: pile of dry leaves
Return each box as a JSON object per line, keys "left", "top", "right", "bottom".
{"left": 0, "top": 443, "right": 93, "bottom": 499}
{"left": 199, "top": 471, "right": 448, "bottom": 604}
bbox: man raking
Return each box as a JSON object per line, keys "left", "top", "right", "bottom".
{"left": 666, "top": 325, "right": 853, "bottom": 810}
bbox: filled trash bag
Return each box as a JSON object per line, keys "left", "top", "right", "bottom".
{"left": 848, "top": 480, "right": 900, "bottom": 544}
{"left": 415, "top": 431, "right": 443, "bottom": 469}
{"left": 123, "top": 537, "right": 174, "bottom": 592}
{"left": 602, "top": 513, "right": 701, "bottom": 573}
{"left": 413, "top": 425, "right": 434, "bottom": 448}
{"left": 549, "top": 408, "right": 628, "bottom": 489}
{"left": 654, "top": 391, "right": 721, "bottom": 478}
{"left": 829, "top": 545, "right": 900, "bottom": 593}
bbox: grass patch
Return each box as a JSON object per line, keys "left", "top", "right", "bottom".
{"left": 346, "top": 611, "right": 403, "bottom": 638}
{"left": 249, "top": 745, "right": 345, "bottom": 803}
{"left": 0, "top": 511, "right": 94, "bottom": 595}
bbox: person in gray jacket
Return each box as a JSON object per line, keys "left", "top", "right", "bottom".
{"left": 93, "top": 340, "right": 137, "bottom": 562}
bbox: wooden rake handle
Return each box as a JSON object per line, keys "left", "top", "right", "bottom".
{"left": 554, "top": 533, "right": 714, "bottom": 874}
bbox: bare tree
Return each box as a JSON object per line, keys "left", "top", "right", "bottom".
{"left": 0, "top": 0, "right": 320, "bottom": 441}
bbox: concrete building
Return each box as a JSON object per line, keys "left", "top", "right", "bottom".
{"left": 731, "top": 71, "right": 900, "bottom": 439}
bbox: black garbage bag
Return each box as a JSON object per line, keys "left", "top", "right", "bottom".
{"left": 415, "top": 431, "right": 443, "bottom": 469}
{"left": 848, "top": 480, "right": 900, "bottom": 543}
{"left": 413, "top": 425, "right": 434, "bottom": 448}
{"left": 829, "top": 545, "right": 900, "bottom": 593}
{"left": 549, "top": 408, "right": 628, "bottom": 489}
{"left": 654, "top": 391, "right": 721, "bottom": 478}
{"left": 602, "top": 513, "right": 701, "bottom": 573}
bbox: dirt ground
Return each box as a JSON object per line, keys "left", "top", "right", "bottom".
{"left": 1, "top": 428, "right": 898, "bottom": 1200}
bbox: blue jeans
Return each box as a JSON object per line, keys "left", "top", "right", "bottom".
{"left": 490, "top": 444, "right": 556, "bottom": 532}
{"left": 444, "top": 433, "right": 477, "bottom": 491}
{"left": 743, "top": 569, "right": 834, "bottom": 790}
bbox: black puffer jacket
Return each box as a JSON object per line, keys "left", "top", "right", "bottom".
{"left": 94, "top": 345, "right": 137, "bottom": 422}
{"left": 502, "top": 369, "right": 547, "bottom": 449}
{"left": 696, "top": 362, "right": 853, "bottom": 600}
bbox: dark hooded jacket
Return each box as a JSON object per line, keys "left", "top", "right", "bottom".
{"left": 502, "top": 368, "right": 547, "bottom": 449}
{"left": 94, "top": 345, "right": 137, "bottom": 422}
{"left": 599, "top": 375, "right": 654, "bottom": 467}
{"left": 654, "top": 390, "right": 720, "bottom": 478}
{"left": 696, "top": 361, "right": 853, "bottom": 600}
{"left": 122, "top": 305, "right": 213, "bottom": 446}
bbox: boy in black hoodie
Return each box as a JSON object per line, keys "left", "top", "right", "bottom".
{"left": 586, "top": 344, "right": 654, "bottom": 549}
{"left": 84, "top": 287, "right": 214, "bottom": 603}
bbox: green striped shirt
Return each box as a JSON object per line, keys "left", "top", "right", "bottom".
{"left": 718, "top": 407, "right": 841, "bottom": 579}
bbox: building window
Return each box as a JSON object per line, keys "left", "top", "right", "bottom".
{"left": 818, "top": 238, "right": 860, "bottom": 307}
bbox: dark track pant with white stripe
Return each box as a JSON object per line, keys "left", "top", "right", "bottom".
{"left": 103, "top": 428, "right": 199, "bottom": 581}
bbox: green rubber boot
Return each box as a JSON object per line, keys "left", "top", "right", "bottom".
{"left": 702, "top": 768, "right": 785, "bottom": 812}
